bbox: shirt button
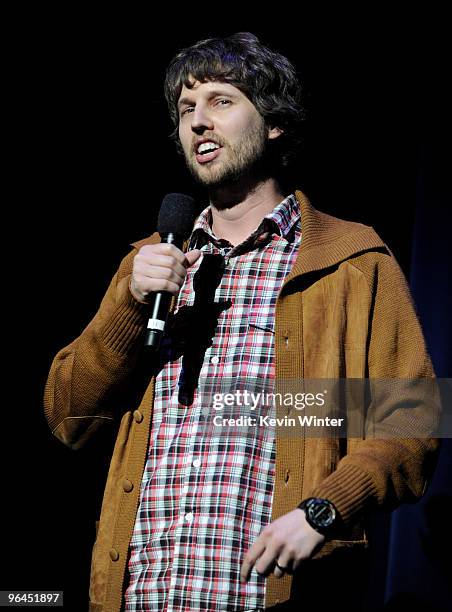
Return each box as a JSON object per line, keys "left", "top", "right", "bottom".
{"left": 210, "top": 355, "right": 219, "bottom": 365}
{"left": 133, "top": 410, "right": 144, "bottom": 423}
{"left": 185, "top": 512, "right": 194, "bottom": 522}
{"left": 123, "top": 479, "right": 134, "bottom": 493}
{"left": 193, "top": 458, "right": 201, "bottom": 468}
{"left": 109, "top": 548, "right": 119, "bottom": 562}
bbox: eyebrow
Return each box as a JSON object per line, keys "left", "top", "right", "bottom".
{"left": 177, "top": 90, "right": 240, "bottom": 110}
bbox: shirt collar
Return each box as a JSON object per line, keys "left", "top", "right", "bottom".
{"left": 189, "top": 193, "right": 300, "bottom": 251}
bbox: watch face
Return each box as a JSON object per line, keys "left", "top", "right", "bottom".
{"left": 307, "top": 499, "right": 336, "bottom": 528}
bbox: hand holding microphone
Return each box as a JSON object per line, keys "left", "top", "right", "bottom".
{"left": 130, "top": 243, "right": 201, "bottom": 301}
{"left": 129, "top": 193, "right": 201, "bottom": 349}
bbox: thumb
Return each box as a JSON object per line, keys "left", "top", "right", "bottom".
{"left": 184, "top": 249, "right": 202, "bottom": 268}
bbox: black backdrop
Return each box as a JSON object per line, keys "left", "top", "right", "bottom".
{"left": 4, "top": 9, "right": 450, "bottom": 611}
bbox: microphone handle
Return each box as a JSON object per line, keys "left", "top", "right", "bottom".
{"left": 143, "top": 232, "right": 183, "bottom": 349}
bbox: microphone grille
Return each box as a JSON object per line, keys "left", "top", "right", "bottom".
{"left": 157, "top": 193, "right": 198, "bottom": 238}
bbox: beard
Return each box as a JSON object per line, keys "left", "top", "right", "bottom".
{"left": 183, "top": 120, "right": 270, "bottom": 190}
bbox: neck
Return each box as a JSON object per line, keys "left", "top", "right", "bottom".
{"left": 208, "top": 176, "right": 285, "bottom": 246}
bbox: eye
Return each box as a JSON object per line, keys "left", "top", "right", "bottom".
{"left": 180, "top": 106, "right": 195, "bottom": 117}
{"left": 216, "top": 99, "right": 231, "bottom": 107}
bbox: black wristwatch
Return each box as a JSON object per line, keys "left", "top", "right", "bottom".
{"left": 298, "top": 497, "right": 339, "bottom": 537}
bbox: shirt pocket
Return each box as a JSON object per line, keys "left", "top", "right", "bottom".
{"left": 248, "top": 311, "right": 275, "bottom": 335}
{"left": 243, "top": 311, "right": 276, "bottom": 378}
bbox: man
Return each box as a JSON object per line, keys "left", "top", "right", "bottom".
{"left": 44, "top": 33, "right": 437, "bottom": 611}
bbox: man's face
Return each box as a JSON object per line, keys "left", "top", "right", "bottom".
{"left": 177, "top": 78, "right": 274, "bottom": 188}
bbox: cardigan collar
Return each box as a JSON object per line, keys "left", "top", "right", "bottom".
{"left": 131, "top": 190, "right": 387, "bottom": 281}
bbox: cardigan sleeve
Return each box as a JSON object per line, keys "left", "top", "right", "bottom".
{"left": 310, "top": 251, "right": 440, "bottom": 525}
{"left": 43, "top": 248, "right": 150, "bottom": 450}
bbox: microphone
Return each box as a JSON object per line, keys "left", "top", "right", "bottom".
{"left": 144, "top": 193, "right": 198, "bottom": 349}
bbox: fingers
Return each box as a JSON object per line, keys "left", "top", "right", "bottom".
{"left": 241, "top": 508, "right": 321, "bottom": 583}
{"left": 130, "top": 244, "right": 202, "bottom": 302}
{"left": 240, "top": 539, "right": 266, "bottom": 583}
{"left": 241, "top": 540, "right": 289, "bottom": 582}
{"left": 242, "top": 543, "right": 300, "bottom": 582}
{"left": 240, "top": 527, "right": 287, "bottom": 582}
{"left": 273, "top": 553, "right": 294, "bottom": 578}
{"left": 273, "top": 565, "right": 284, "bottom": 579}
{"left": 185, "top": 249, "right": 202, "bottom": 267}
{"left": 254, "top": 541, "right": 284, "bottom": 578}
{"left": 142, "top": 255, "right": 188, "bottom": 281}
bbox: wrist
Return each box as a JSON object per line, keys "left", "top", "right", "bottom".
{"left": 298, "top": 497, "right": 341, "bottom": 538}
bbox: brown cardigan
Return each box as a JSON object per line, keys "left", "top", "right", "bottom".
{"left": 44, "top": 191, "right": 438, "bottom": 611}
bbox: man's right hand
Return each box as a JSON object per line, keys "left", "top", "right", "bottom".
{"left": 130, "top": 243, "right": 202, "bottom": 303}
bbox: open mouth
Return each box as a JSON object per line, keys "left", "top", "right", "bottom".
{"left": 195, "top": 141, "right": 223, "bottom": 164}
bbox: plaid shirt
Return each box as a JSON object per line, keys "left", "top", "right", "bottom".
{"left": 125, "top": 194, "right": 301, "bottom": 611}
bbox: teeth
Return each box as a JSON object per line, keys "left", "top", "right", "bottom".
{"left": 198, "top": 142, "right": 220, "bottom": 154}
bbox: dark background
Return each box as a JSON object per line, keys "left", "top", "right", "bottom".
{"left": 4, "top": 8, "right": 450, "bottom": 611}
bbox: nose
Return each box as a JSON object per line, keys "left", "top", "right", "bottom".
{"left": 190, "top": 103, "right": 214, "bottom": 134}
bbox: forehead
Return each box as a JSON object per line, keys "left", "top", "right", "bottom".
{"left": 178, "top": 78, "right": 247, "bottom": 103}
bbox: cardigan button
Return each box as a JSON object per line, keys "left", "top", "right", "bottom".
{"left": 133, "top": 410, "right": 144, "bottom": 423}
{"left": 123, "top": 479, "right": 134, "bottom": 493}
{"left": 109, "top": 548, "right": 119, "bottom": 562}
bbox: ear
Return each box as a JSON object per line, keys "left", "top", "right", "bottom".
{"left": 267, "top": 125, "right": 284, "bottom": 140}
